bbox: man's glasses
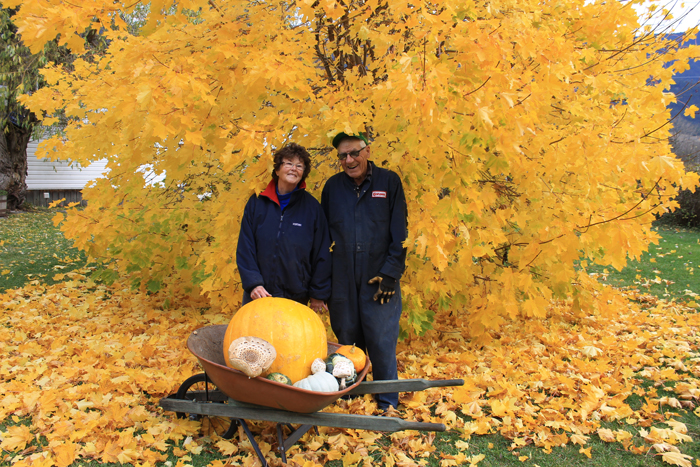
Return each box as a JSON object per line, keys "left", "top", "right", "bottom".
{"left": 337, "top": 147, "right": 365, "bottom": 160}
{"left": 281, "top": 161, "right": 305, "bottom": 171}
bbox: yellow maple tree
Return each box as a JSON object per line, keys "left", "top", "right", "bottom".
{"left": 8, "top": 0, "right": 700, "bottom": 339}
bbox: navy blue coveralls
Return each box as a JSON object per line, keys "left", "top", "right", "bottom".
{"left": 321, "top": 162, "right": 408, "bottom": 409}
{"left": 236, "top": 180, "right": 332, "bottom": 305}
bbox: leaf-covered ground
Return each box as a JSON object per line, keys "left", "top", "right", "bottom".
{"left": 1, "top": 272, "right": 699, "bottom": 467}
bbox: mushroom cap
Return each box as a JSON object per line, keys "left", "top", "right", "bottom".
{"left": 227, "top": 336, "right": 277, "bottom": 378}
{"left": 331, "top": 360, "right": 354, "bottom": 379}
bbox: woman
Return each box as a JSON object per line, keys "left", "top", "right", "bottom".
{"left": 236, "top": 143, "right": 331, "bottom": 312}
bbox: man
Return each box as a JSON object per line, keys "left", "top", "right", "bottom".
{"left": 321, "top": 132, "right": 408, "bottom": 412}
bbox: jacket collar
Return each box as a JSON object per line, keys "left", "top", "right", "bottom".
{"left": 260, "top": 179, "right": 307, "bottom": 206}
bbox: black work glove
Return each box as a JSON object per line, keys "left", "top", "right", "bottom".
{"left": 368, "top": 274, "right": 396, "bottom": 304}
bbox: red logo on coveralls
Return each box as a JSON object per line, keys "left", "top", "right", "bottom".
{"left": 372, "top": 191, "right": 387, "bottom": 198}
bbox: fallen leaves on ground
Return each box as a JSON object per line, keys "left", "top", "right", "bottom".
{"left": 1, "top": 277, "right": 699, "bottom": 466}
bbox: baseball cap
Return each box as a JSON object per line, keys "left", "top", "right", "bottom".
{"left": 331, "top": 132, "right": 369, "bottom": 149}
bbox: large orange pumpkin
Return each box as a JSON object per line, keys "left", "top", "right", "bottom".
{"left": 223, "top": 297, "right": 327, "bottom": 383}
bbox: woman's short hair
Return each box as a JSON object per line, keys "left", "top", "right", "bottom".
{"left": 272, "top": 143, "right": 312, "bottom": 183}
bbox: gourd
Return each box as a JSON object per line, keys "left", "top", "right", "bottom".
{"left": 310, "top": 358, "right": 326, "bottom": 375}
{"left": 226, "top": 336, "right": 276, "bottom": 378}
{"left": 266, "top": 372, "right": 292, "bottom": 385}
{"left": 223, "top": 297, "right": 327, "bottom": 382}
{"left": 293, "top": 371, "right": 339, "bottom": 392}
{"left": 325, "top": 353, "right": 352, "bottom": 372}
{"left": 325, "top": 353, "right": 357, "bottom": 387}
{"left": 336, "top": 344, "right": 367, "bottom": 372}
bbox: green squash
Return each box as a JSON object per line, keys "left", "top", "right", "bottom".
{"left": 325, "top": 353, "right": 357, "bottom": 386}
{"left": 265, "top": 372, "right": 292, "bottom": 385}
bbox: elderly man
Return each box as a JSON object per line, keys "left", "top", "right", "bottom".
{"left": 321, "top": 132, "right": 408, "bottom": 412}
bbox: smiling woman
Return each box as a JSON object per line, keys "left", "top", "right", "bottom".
{"left": 235, "top": 143, "right": 332, "bottom": 312}
{"left": 276, "top": 159, "right": 306, "bottom": 195}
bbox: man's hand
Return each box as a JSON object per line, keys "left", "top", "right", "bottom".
{"left": 368, "top": 275, "right": 396, "bottom": 304}
{"left": 309, "top": 298, "right": 327, "bottom": 313}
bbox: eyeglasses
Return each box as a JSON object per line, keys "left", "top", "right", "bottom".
{"left": 281, "top": 161, "right": 305, "bottom": 171}
{"left": 337, "top": 147, "right": 366, "bottom": 160}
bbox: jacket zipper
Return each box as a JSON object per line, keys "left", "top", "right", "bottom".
{"left": 277, "top": 214, "right": 284, "bottom": 239}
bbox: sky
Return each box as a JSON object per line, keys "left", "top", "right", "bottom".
{"left": 634, "top": 0, "right": 700, "bottom": 33}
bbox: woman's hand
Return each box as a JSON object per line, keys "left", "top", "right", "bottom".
{"left": 309, "top": 298, "right": 327, "bottom": 313}
{"left": 250, "top": 286, "right": 272, "bottom": 300}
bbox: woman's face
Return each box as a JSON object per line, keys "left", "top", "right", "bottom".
{"left": 275, "top": 156, "right": 305, "bottom": 192}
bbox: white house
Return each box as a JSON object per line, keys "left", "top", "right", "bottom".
{"left": 25, "top": 139, "right": 108, "bottom": 207}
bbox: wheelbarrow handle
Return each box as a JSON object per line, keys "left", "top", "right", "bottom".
{"left": 160, "top": 398, "right": 448, "bottom": 433}
{"left": 347, "top": 378, "right": 464, "bottom": 395}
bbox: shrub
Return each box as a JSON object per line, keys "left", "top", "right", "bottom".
{"left": 657, "top": 119, "right": 700, "bottom": 227}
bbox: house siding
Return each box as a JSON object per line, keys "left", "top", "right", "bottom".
{"left": 25, "top": 140, "right": 108, "bottom": 207}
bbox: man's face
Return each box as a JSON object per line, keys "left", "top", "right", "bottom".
{"left": 337, "top": 139, "right": 369, "bottom": 184}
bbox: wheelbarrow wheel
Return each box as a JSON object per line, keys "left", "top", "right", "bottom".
{"left": 174, "top": 373, "right": 237, "bottom": 439}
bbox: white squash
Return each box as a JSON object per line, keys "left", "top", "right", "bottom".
{"left": 293, "top": 371, "right": 339, "bottom": 392}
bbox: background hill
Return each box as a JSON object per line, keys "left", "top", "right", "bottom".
{"left": 658, "top": 32, "right": 700, "bottom": 226}
{"left": 668, "top": 33, "right": 700, "bottom": 168}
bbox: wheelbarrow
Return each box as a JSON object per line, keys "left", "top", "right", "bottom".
{"left": 159, "top": 325, "right": 464, "bottom": 466}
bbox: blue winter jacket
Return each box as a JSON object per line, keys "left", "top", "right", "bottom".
{"left": 321, "top": 162, "right": 408, "bottom": 302}
{"left": 236, "top": 180, "right": 332, "bottom": 303}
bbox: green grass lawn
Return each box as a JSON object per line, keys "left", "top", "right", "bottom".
{"left": 0, "top": 209, "right": 90, "bottom": 292}
{"left": 1, "top": 211, "right": 699, "bottom": 467}
{"left": 585, "top": 226, "right": 700, "bottom": 304}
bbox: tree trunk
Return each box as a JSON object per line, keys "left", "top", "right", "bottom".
{"left": 0, "top": 122, "right": 31, "bottom": 210}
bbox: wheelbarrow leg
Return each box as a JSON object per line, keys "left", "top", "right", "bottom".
{"left": 235, "top": 419, "right": 268, "bottom": 467}
{"left": 276, "top": 424, "right": 317, "bottom": 464}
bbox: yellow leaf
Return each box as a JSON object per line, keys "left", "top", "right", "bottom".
{"left": 660, "top": 452, "right": 693, "bottom": 467}
{"left": 683, "top": 105, "right": 698, "bottom": 118}
{"left": 653, "top": 443, "right": 680, "bottom": 453}
{"left": 52, "top": 442, "right": 77, "bottom": 467}
{"left": 581, "top": 346, "right": 603, "bottom": 358}
{"left": 0, "top": 425, "right": 33, "bottom": 451}
{"left": 455, "top": 440, "right": 470, "bottom": 450}
{"left": 666, "top": 421, "right": 687, "bottom": 434}
{"left": 215, "top": 439, "right": 238, "bottom": 456}
{"left": 341, "top": 450, "right": 363, "bottom": 466}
